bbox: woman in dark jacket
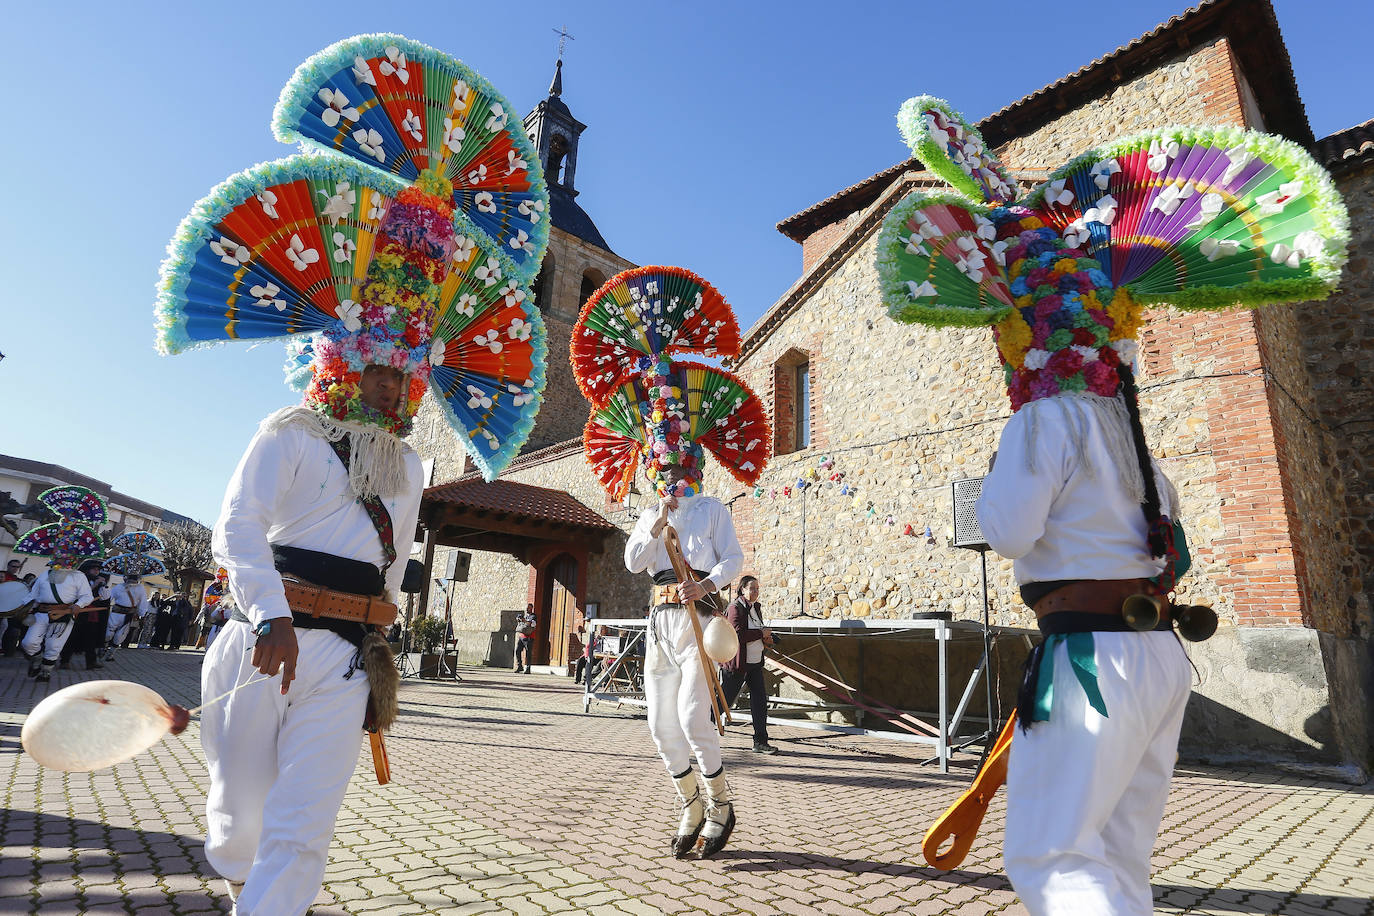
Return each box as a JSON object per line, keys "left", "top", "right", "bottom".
{"left": 720, "top": 576, "right": 776, "bottom": 754}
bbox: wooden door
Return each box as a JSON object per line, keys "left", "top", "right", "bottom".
{"left": 545, "top": 555, "right": 577, "bottom": 667}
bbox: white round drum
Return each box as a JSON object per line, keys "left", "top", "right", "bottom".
{"left": 22, "top": 680, "right": 185, "bottom": 772}
{"left": 0, "top": 579, "right": 30, "bottom": 617}
{"left": 702, "top": 615, "right": 740, "bottom": 664}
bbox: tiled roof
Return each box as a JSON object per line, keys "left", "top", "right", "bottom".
{"left": 1315, "top": 119, "right": 1374, "bottom": 173}
{"left": 423, "top": 478, "right": 615, "bottom": 532}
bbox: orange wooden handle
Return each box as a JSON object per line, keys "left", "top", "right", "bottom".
{"left": 921, "top": 713, "right": 1018, "bottom": 869}
{"left": 369, "top": 730, "right": 390, "bottom": 785}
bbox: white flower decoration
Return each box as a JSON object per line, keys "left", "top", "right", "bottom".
{"left": 991, "top": 239, "right": 1010, "bottom": 266}
{"left": 249, "top": 282, "right": 284, "bottom": 310}
{"left": 320, "top": 181, "right": 357, "bottom": 224}
{"left": 454, "top": 292, "right": 479, "bottom": 318}
{"left": 468, "top": 164, "right": 488, "bottom": 185}
{"left": 508, "top": 229, "right": 530, "bottom": 252}
{"left": 1269, "top": 243, "right": 1301, "bottom": 269}
{"left": 1089, "top": 159, "right": 1121, "bottom": 190}
{"left": 1221, "top": 150, "right": 1253, "bottom": 185}
{"left": 1022, "top": 349, "right": 1051, "bottom": 371}
{"left": 332, "top": 232, "right": 355, "bottom": 263}
{"left": 1186, "top": 193, "right": 1225, "bottom": 229}
{"left": 285, "top": 234, "right": 319, "bottom": 271}
{"left": 906, "top": 280, "right": 938, "bottom": 299}
{"left": 1044, "top": 178, "right": 1074, "bottom": 208}
{"left": 506, "top": 149, "right": 527, "bottom": 175}
{"left": 973, "top": 215, "right": 997, "bottom": 241}
{"left": 517, "top": 198, "right": 545, "bottom": 224}
{"left": 352, "top": 56, "right": 376, "bottom": 87}
{"left": 402, "top": 108, "right": 423, "bottom": 143}
{"left": 1293, "top": 230, "right": 1328, "bottom": 260}
{"left": 1070, "top": 344, "right": 1100, "bottom": 362}
{"left": 318, "top": 88, "right": 359, "bottom": 128}
{"left": 452, "top": 235, "right": 476, "bottom": 263}
{"left": 366, "top": 195, "right": 386, "bottom": 222}
{"left": 498, "top": 281, "right": 527, "bottom": 308}
{"left": 353, "top": 128, "right": 386, "bottom": 164}
{"left": 465, "top": 384, "right": 493, "bottom": 410}
{"left": 1063, "top": 217, "right": 1091, "bottom": 249}
{"left": 443, "top": 118, "right": 465, "bottom": 154}
{"left": 210, "top": 237, "right": 249, "bottom": 267}
{"left": 1256, "top": 180, "right": 1303, "bottom": 217}
{"left": 336, "top": 299, "right": 362, "bottom": 332}
{"left": 473, "top": 329, "right": 503, "bottom": 354}
{"left": 1147, "top": 138, "right": 1180, "bottom": 173}
{"left": 256, "top": 190, "right": 279, "bottom": 219}
{"left": 509, "top": 378, "right": 535, "bottom": 406}
{"left": 451, "top": 79, "right": 469, "bottom": 106}
{"left": 485, "top": 103, "right": 507, "bottom": 132}
{"left": 378, "top": 46, "right": 409, "bottom": 84}
{"left": 904, "top": 232, "right": 929, "bottom": 256}
{"left": 507, "top": 317, "right": 532, "bottom": 341}
{"left": 1084, "top": 194, "right": 1119, "bottom": 226}
{"left": 1149, "top": 182, "right": 1195, "bottom": 216}
{"left": 474, "top": 257, "right": 502, "bottom": 286}
{"left": 429, "top": 337, "right": 448, "bottom": 367}
{"left": 474, "top": 191, "right": 497, "bottom": 214}
{"left": 1200, "top": 237, "right": 1240, "bottom": 261}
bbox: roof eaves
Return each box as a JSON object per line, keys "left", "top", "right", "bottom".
{"left": 1315, "top": 118, "right": 1374, "bottom": 174}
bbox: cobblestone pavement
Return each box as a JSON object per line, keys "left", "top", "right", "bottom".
{"left": 1, "top": 649, "right": 1371, "bottom": 915}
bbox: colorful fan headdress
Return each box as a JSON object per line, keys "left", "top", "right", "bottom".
{"left": 572, "top": 267, "right": 770, "bottom": 499}
{"left": 876, "top": 96, "right": 1350, "bottom": 414}
{"left": 155, "top": 34, "right": 550, "bottom": 481}
{"left": 13, "top": 487, "right": 107, "bottom": 569}
{"left": 103, "top": 530, "right": 168, "bottom": 580}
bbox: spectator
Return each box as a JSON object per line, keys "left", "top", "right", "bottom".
{"left": 4, "top": 558, "right": 22, "bottom": 582}
{"left": 514, "top": 603, "right": 536, "bottom": 674}
{"left": 151, "top": 592, "right": 174, "bottom": 648}
{"left": 168, "top": 593, "right": 195, "bottom": 650}
{"left": 720, "top": 576, "right": 777, "bottom": 755}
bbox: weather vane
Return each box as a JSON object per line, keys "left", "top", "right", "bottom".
{"left": 552, "top": 24, "right": 575, "bottom": 60}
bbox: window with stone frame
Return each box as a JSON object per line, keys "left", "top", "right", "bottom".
{"left": 773, "top": 348, "right": 813, "bottom": 456}
{"left": 533, "top": 250, "right": 556, "bottom": 316}
{"left": 579, "top": 268, "right": 607, "bottom": 309}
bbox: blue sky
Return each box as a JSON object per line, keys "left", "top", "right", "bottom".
{"left": 2, "top": 0, "right": 1369, "bottom": 525}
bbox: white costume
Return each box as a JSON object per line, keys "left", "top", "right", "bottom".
{"left": 977, "top": 397, "right": 1191, "bottom": 916}
{"left": 625, "top": 495, "right": 743, "bottom": 778}
{"left": 22, "top": 568, "right": 94, "bottom": 664}
{"left": 106, "top": 580, "right": 151, "bottom": 647}
{"left": 202, "top": 421, "right": 422, "bottom": 915}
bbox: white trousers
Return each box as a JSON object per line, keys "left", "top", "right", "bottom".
{"left": 1004, "top": 630, "right": 1191, "bottom": 916}
{"left": 21, "top": 612, "right": 74, "bottom": 663}
{"left": 200, "top": 621, "right": 369, "bottom": 916}
{"left": 106, "top": 610, "right": 131, "bottom": 645}
{"left": 645, "top": 605, "right": 721, "bottom": 777}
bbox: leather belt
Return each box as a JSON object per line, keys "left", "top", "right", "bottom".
{"left": 282, "top": 580, "right": 397, "bottom": 628}
{"left": 1033, "top": 578, "right": 1161, "bottom": 620}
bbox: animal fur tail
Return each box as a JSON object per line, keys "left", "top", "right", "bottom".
{"left": 362, "top": 629, "right": 400, "bottom": 732}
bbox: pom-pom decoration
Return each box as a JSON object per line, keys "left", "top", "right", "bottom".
{"left": 22, "top": 681, "right": 191, "bottom": 772}
{"left": 272, "top": 33, "right": 548, "bottom": 278}
{"left": 111, "top": 531, "right": 165, "bottom": 554}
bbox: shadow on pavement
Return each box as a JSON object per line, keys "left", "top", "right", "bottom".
{"left": 716, "top": 848, "right": 1010, "bottom": 887}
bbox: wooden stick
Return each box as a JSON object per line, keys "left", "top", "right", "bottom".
{"left": 921, "top": 712, "right": 1017, "bottom": 869}
{"left": 368, "top": 729, "right": 391, "bottom": 785}
{"left": 661, "top": 526, "right": 731, "bottom": 734}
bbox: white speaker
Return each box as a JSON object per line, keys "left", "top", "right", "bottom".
{"left": 444, "top": 551, "right": 471, "bottom": 582}
{"left": 951, "top": 477, "right": 989, "bottom": 551}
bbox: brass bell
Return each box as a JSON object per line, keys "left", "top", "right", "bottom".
{"left": 1121, "top": 593, "right": 1165, "bottom": 631}
{"left": 1171, "top": 604, "right": 1218, "bottom": 642}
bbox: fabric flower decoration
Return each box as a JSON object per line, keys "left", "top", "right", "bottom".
{"left": 1084, "top": 195, "right": 1118, "bottom": 226}
{"left": 1221, "top": 150, "right": 1253, "bottom": 185}
{"left": 473, "top": 329, "right": 503, "bottom": 353}
{"left": 443, "top": 118, "right": 465, "bottom": 154}
{"left": 210, "top": 237, "right": 249, "bottom": 267}
{"left": 517, "top": 198, "right": 545, "bottom": 223}
{"left": 468, "top": 164, "right": 488, "bottom": 185}
{"left": 475, "top": 192, "right": 497, "bottom": 214}
{"left": 1089, "top": 159, "right": 1121, "bottom": 189}
{"left": 249, "top": 282, "right": 284, "bottom": 310}
{"left": 505, "top": 150, "right": 527, "bottom": 176}
{"left": 285, "top": 234, "right": 319, "bottom": 271}
{"left": 474, "top": 257, "right": 502, "bottom": 286}
{"left": 429, "top": 337, "right": 448, "bottom": 367}
{"left": 465, "top": 384, "right": 492, "bottom": 410}
{"left": 1256, "top": 181, "right": 1303, "bottom": 217}
{"left": 508, "top": 230, "right": 530, "bottom": 252}
{"left": 1200, "top": 238, "right": 1240, "bottom": 261}
{"left": 485, "top": 103, "right": 507, "bottom": 132}
{"left": 1044, "top": 178, "right": 1074, "bottom": 208}
{"left": 454, "top": 292, "right": 479, "bottom": 318}
{"left": 336, "top": 299, "right": 362, "bottom": 332}
{"left": 498, "top": 281, "right": 526, "bottom": 308}
{"left": 507, "top": 317, "right": 532, "bottom": 341}
{"left": 353, "top": 128, "right": 386, "bottom": 164}
{"left": 402, "top": 109, "right": 424, "bottom": 143}
{"left": 366, "top": 195, "right": 386, "bottom": 222}
{"left": 352, "top": 56, "right": 376, "bottom": 86}
{"left": 452, "top": 235, "right": 476, "bottom": 263}
{"left": 318, "top": 88, "right": 358, "bottom": 128}
{"left": 378, "top": 46, "right": 409, "bottom": 84}
{"left": 256, "top": 190, "right": 279, "bottom": 219}
{"left": 1186, "top": 193, "right": 1225, "bottom": 229}
{"left": 1150, "top": 183, "right": 1194, "bottom": 216}
{"left": 332, "top": 232, "right": 355, "bottom": 264}
{"left": 1147, "top": 138, "right": 1179, "bottom": 173}
{"left": 451, "top": 79, "right": 469, "bottom": 106}
{"left": 509, "top": 379, "right": 535, "bottom": 406}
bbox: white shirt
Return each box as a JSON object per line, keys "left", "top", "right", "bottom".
{"left": 28, "top": 569, "right": 94, "bottom": 608}
{"left": 975, "top": 397, "right": 1179, "bottom": 585}
{"left": 110, "top": 582, "right": 151, "bottom": 615}
{"left": 625, "top": 494, "right": 743, "bottom": 593}
{"left": 213, "top": 421, "right": 425, "bottom": 627}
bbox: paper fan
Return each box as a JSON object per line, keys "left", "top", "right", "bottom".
{"left": 1023, "top": 126, "right": 1350, "bottom": 310}
{"left": 273, "top": 34, "right": 548, "bottom": 278}
{"left": 876, "top": 191, "right": 1015, "bottom": 328}
{"left": 15, "top": 523, "right": 103, "bottom": 560}
{"left": 570, "top": 266, "right": 742, "bottom": 406}
{"left": 426, "top": 239, "right": 547, "bottom": 479}
{"left": 896, "top": 96, "right": 1017, "bottom": 205}
{"left": 111, "top": 531, "right": 164, "bottom": 554}
{"left": 36, "top": 486, "right": 108, "bottom": 527}
{"left": 103, "top": 554, "right": 169, "bottom": 578}
{"left": 582, "top": 362, "right": 769, "bottom": 500}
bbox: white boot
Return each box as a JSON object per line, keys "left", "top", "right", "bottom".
{"left": 699, "top": 768, "right": 735, "bottom": 858}
{"left": 670, "top": 770, "right": 705, "bottom": 859}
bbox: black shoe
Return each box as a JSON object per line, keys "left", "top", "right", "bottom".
{"left": 698, "top": 804, "right": 735, "bottom": 858}
{"left": 35, "top": 670, "right": 52, "bottom": 683}
{"left": 671, "top": 823, "right": 704, "bottom": 860}
{"left": 89, "top": 662, "right": 104, "bottom": 670}
{"left": 752, "top": 741, "right": 779, "bottom": 755}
